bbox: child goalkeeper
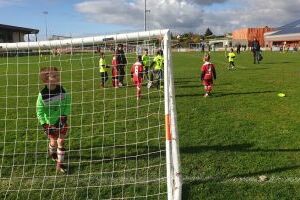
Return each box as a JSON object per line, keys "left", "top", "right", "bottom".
{"left": 36, "top": 67, "right": 71, "bottom": 173}
{"left": 201, "top": 54, "right": 217, "bottom": 97}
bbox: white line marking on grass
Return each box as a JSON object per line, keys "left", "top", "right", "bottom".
{"left": 184, "top": 176, "right": 300, "bottom": 183}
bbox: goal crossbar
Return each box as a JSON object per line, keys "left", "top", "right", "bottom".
{"left": 0, "top": 29, "right": 169, "bottom": 50}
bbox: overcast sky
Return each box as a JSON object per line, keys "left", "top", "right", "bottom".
{"left": 0, "top": 0, "right": 300, "bottom": 39}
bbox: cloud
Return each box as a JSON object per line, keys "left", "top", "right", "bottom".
{"left": 75, "top": 0, "right": 208, "bottom": 32}
{"left": 203, "top": 0, "right": 300, "bottom": 33}
{"left": 0, "top": 0, "right": 22, "bottom": 7}
{"left": 185, "top": 0, "right": 227, "bottom": 5}
{"left": 75, "top": 0, "right": 300, "bottom": 34}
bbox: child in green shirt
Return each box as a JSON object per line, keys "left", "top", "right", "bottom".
{"left": 36, "top": 66, "right": 71, "bottom": 173}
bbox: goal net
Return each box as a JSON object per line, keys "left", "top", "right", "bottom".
{"left": 0, "top": 29, "right": 181, "bottom": 200}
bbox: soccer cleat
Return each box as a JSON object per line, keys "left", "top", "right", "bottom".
{"left": 147, "top": 81, "right": 152, "bottom": 89}
{"left": 203, "top": 93, "right": 209, "bottom": 97}
{"left": 49, "top": 152, "right": 58, "bottom": 162}
{"left": 56, "top": 163, "right": 68, "bottom": 174}
{"left": 48, "top": 147, "right": 58, "bottom": 162}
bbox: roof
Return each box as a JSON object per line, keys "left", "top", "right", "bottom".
{"left": 0, "top": 24, "right": 39, "bottom": 34}
{"left": 268, "top": 19, "right": 300, "bottom": 36}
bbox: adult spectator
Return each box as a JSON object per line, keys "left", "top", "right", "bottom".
{"left": 252, "top": 39, "right": 260, "bottom": 64}
{"left": 115, "top": 44, "right": 127, "bottom": 86}
{"left": 237, "top": 44, "right": 241, "bottom": 54}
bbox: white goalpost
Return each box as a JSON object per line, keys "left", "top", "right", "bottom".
{"left": 0, "top": 29, "right": 181, "bottom": 199}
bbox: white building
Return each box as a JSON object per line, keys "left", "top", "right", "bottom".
{"left": 265, "top": 19, "right": 300, "bottom": 48}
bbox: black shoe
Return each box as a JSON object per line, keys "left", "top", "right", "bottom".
{"left": 56, "top": 163, "right": 68, "bottom": 174}
{"left": 48, "top": 151, "right": 57, "bottom": 162}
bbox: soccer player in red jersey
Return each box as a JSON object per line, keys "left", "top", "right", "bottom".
{"left": 111, "top": 55, "right": 119, "bottom": 88}
{"left": 131, "top": 55, "right": 144, "bottom": 100}
{"left": 201, "top": 54, "right": 217, "bottom": 97}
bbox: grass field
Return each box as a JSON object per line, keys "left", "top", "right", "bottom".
{"left": 0, "top": 52, "right": 166, "bottom": 200}
{"left": 1, "top": 50, "right": 300, "bottom": 199}
{"left": 175, "top": 51, "right": 300, "bottom": 200}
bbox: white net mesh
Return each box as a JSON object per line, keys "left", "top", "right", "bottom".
{"left": 0, "top": 31, "right": 170, "bottom": 199}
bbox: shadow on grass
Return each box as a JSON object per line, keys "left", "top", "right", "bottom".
{"left": 264, "top": 61, "right": 295, "bottom": 65}
{"left": 175, "top": 76, "right": 198, "bottom": 80}
{"left": 180, "top": 143, "right": 300, "bottom": 153}
{"left": 176, "top": 84, "right": 201, "bottom": 88}
{"left": 181, "top": 143, "right": 254, "bottom": 153}
{"left": 175, "top": 93, "right": 201, "bottom": 98}
{"left": 175, "top": 82, "right": 233, "bottom": 89}
{"left": 239, "top": 67, "right": 269, "bottom": 70}
{"left": 213, "top": 90, "right": 276, "bottom": 98}
{"left": 174, "top": 80, "right": 199, "bottom": 85}
{"left": 181, "top": 143, "right": 300, "bottom": 198}
{"left": 182, "top": 164, "right": 300, "bottom": 198}
{"left": 175, "top": 90, "right": 276, "bottom": 98}
{"left": 67, "top": 145, "right": 163, "bottom": 174}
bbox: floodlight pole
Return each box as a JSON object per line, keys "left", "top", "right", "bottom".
{"left": 144, "top": 0, "right": 150, "bottom": 31}
{"left": 43, "top": 11, "right": 48, "bottom": 40}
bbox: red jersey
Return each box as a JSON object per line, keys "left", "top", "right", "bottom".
{"left": 112, "top": 59, "right": 119, "bottom": 78}
{"left": 131, "top": 61, "right": 144, "bottom": 82}
{"left": 201, "top": 62, "right": 216, "bottom": 81}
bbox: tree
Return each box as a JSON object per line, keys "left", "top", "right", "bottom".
{"left": 204, "top": 28, "right": 213, "bottom": 37}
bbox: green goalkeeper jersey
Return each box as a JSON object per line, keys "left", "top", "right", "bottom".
{"left": 36, "top": 85, "right": 71, "bottom": 125}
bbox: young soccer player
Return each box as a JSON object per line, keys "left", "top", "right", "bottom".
{"left": 111, "top": 55, "right": 119, "bottom": 88}
{"left": 149, "top": 50, "right": 164, "bottom": 89}
{"left": 142, "top": 49, "right": 151, "bottom": 81}
{"left": 130, "top": 55, "right": 144, "bottom": 100}
{"left": 201, "top": 54, "right": 217, "bottom": 97}
{"left": 99, "top": 52, "right": 110, "bottom": 87}
{"left": 36, "top": 67, "right": 71, "bottom": 173}
{"left": 227, "top": 48, "right": 236, "bottom": 70}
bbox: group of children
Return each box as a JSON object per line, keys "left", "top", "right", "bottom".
{"left": 36, "top": 45, "right": 236, "bottom": 174}
{"left": 99, "top": 49, "right": 164, "bottom": 99}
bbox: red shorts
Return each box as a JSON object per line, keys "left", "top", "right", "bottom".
{"left": 48, "top": 125, "right": 68, "bottom": 139}
{"left": 134, "top": 80, "right": 142, "bottom": 89}
{"left": 202, "top": 79, "right": 213, "bottom": 86}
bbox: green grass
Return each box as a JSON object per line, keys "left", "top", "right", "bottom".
{"left": 0, "top": 53, "right": 166, "bottom": 200}
{"left": 175, "top": 51, "right": 300, "bottom": 200}
{"left": 1, "top": 50, "right": 300, "bottom": 199}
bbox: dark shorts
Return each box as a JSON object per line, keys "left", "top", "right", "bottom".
{"left": 48, "top": 125, "right": 68, "bottom": 139}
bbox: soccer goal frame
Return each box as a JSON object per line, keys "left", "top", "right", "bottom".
{"left": 0, "top": 29, "right": 182, "bottom": 200}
